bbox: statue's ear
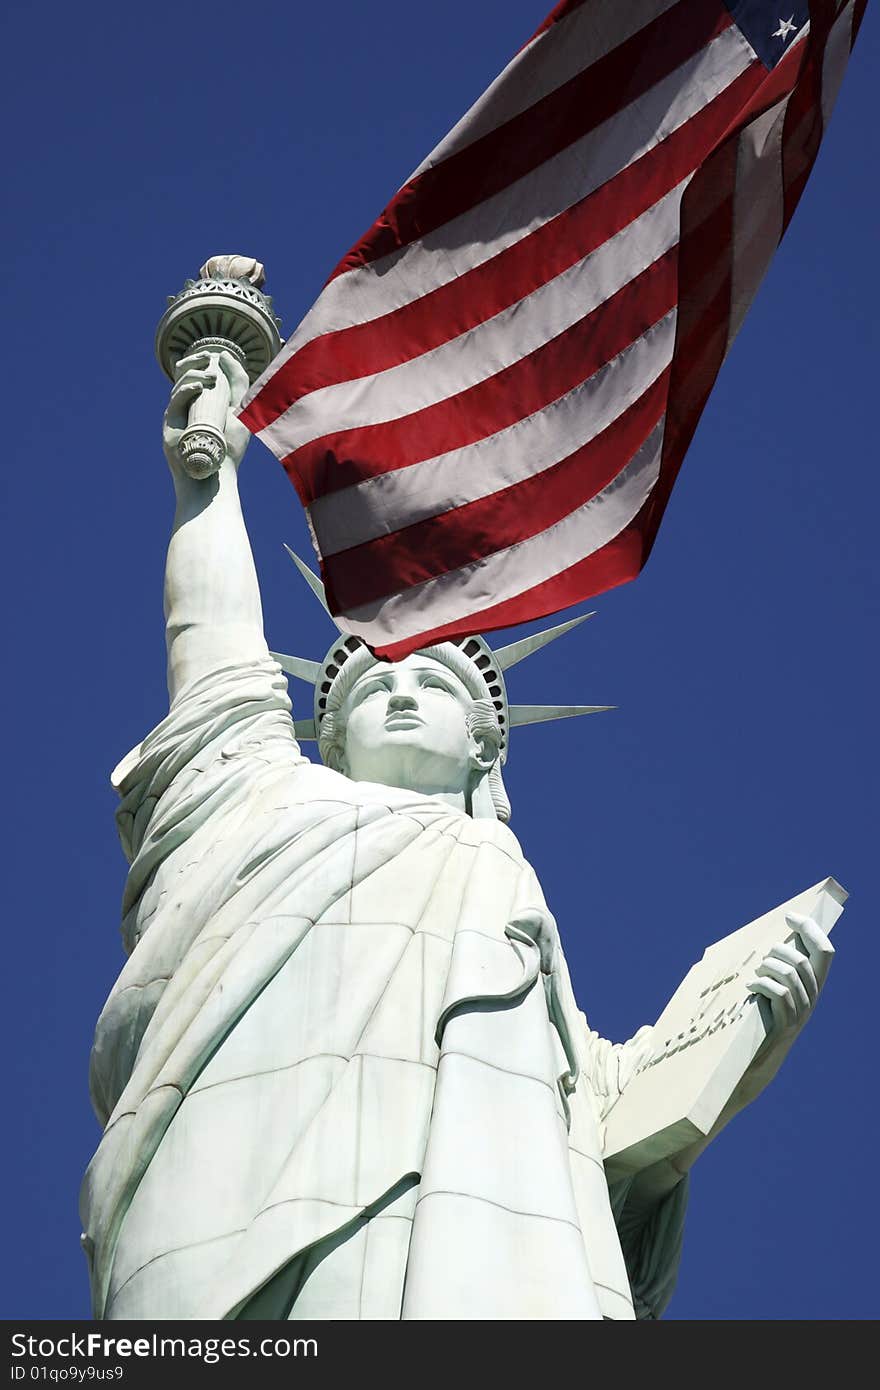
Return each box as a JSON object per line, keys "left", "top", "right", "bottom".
{"left": 468, "top": 729, "right": 498, "bottom": 774}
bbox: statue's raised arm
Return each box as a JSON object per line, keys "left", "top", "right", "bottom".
{"left": 162, "top": 347, "right": 268, "bottom": 700}
{"left": 155, "top": 256, "right": 283, "bottom": 702}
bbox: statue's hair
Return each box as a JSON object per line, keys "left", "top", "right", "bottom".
{"left": 318, "top": 643, "right": 511, "bottom": 822}
{"left": 465, "top": 698, "right": 511, "bottom": 823}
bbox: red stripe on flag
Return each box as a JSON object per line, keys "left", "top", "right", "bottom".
{"left": 781, "top": 66, "right": 823, "bottom": 229}
{"left": 330, "top": 0, "right": 733, "bottom": 278}
{"left": 730, "top": 27, "right": 808, "bottom": 115}
{"left": 244, "top": 41, "right": 807, "bottom": 438}
{"left": 499, "top": 28, "right": 835, "bottom": 640}
{"left": 287, "top": 247, "right": 679, "bottom": 505}
{"left": 364, "top": 133, "right": 741, "bottom": 656}
{"left": 366, "top": 244, "right": 736, "bottom": 654}
{"left": 642, "top": 135, "right": 738, "bottom": 560}
{"left": 331, "top": 37, "right": 817, "bottom": 655}
{"left": 364, "top": 522, "right": 650, "bottom": 661}
{"left": 363, "top": 146, "right": 740, "bottom": 657}
{"left": 322, "top": 369, "right": 670, "bottom": 612}
{"left": 241, "top": 63, "right": 763, "bottom": 434}
{"left": 380, "top": 45, "right": 819, "bottom": 660}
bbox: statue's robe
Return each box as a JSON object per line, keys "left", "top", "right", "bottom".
{"left": 81, "top": 660, "right": 686, "bottom": 1320}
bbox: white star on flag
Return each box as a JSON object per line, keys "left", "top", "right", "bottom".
{"left": 772, "top": 17, "right": 798, "bottom": 40}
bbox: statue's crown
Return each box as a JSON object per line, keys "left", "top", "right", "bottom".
{"left": 273, "top": 547, "right": 613, "bottom": 759}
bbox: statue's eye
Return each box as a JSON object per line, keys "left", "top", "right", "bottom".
{"left": 421, "top": 675, "right": 455, "bottom": 696}
{"left": 353, "top": 678, "right": 391, "bottom": 705}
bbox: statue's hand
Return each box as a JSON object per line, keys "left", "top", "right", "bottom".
{"left": 163, "top": 349, "right": 251, "bottom": 482}
{"left": 732, "top": 912, "right": 834, "bottom": 1111}
{"left": 746, "top": 912, "right": 834, "bottom": 1038}
{"left": 625, "top": 914, "right": 836, "bottom": 1193}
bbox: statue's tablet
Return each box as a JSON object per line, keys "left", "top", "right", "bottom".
{"left": 603, "top": 878, "right": 847, "bottom": 1179}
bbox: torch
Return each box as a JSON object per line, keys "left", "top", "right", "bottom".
{"left": 155, "top": 255, "right": 283, "bottom": 479}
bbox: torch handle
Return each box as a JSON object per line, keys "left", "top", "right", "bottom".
{"left": 177, "top": 346, "right": 233, "bottom": 480}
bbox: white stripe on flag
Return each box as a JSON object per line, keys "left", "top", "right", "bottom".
{"left": 338, "top": 419, "right": 667, "bottom": 644}
{"left": 311, "top": 310, "right": 677, "bottom": 555}
{"left": 260, "top": 186, "right": 684, "bottom": 456}
{"left": 409, "top": 0, "right": 683, "bottom": 177}
{"left": 251, "top": 23, "right": 754, "bottom": 393}
{"left": 727, "top": 97, "right": 789, "bottom": 350}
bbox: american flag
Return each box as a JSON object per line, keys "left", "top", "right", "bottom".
{"left": 239, "top": 0, "right": 867, "bottom": 660}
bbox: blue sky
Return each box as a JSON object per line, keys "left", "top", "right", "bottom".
{"left": 2, "top": 0, "right": 877, "bottom": 1321}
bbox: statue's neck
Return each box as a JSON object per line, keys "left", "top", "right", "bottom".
{"left": 429, "top": 789, "right": 469, "bottom": 814}
{"left": 339, "top": 764, "right": 495, "bottom": 820}
{"left": 429, "top": 773, "right": 496, "bottom": 820}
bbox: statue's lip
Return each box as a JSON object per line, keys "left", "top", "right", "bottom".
{"left": 384, "top": 713, "right": 425, "bottom": 729}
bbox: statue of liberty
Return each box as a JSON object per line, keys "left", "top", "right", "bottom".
{"left": 80, "top": 308, "right": 836, "bottom": 1322}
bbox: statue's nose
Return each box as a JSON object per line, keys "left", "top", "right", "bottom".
{"left": 387, "top": 691, "right": 419, "bottom": 712}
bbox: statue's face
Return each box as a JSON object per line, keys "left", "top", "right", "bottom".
{"left": 340, "top": 654, "right": 479, "bottom": 794}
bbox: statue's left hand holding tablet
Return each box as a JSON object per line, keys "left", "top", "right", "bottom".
{"left": 736, "top": 911, "right": 835, "bottom": 1102}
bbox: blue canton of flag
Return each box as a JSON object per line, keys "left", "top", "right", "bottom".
{"left": 726, "top": 0, "right": 812, "bottom": 66}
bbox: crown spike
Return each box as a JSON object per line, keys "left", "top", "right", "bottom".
{"left": 494, "top": 612, "right": 595, "bottom": 671}
{"left": 293, "top": 717, "right": 318, "bottom": 740}
{"left": 271, "top": 651, "right": 322, "bottom": 684}
{"left": 283, "top": 543, "right": 331, "bottom": 614}
{"left": 509, "top": 703, "right": 614, "bottom": 727}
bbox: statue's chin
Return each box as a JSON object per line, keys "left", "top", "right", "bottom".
{"left": 345, "top": 746, "right": 471, "bottom": 800}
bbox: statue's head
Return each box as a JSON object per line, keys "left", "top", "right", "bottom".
{"left": 274, "top": 548, "right": 612, "bottom": 823}
{"left": 318, "top": 641, "right": 510, "bottom": 820}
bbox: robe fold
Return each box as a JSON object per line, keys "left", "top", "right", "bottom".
{"left": 81, "top": 659, "right": 686, "bottom": 1320}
